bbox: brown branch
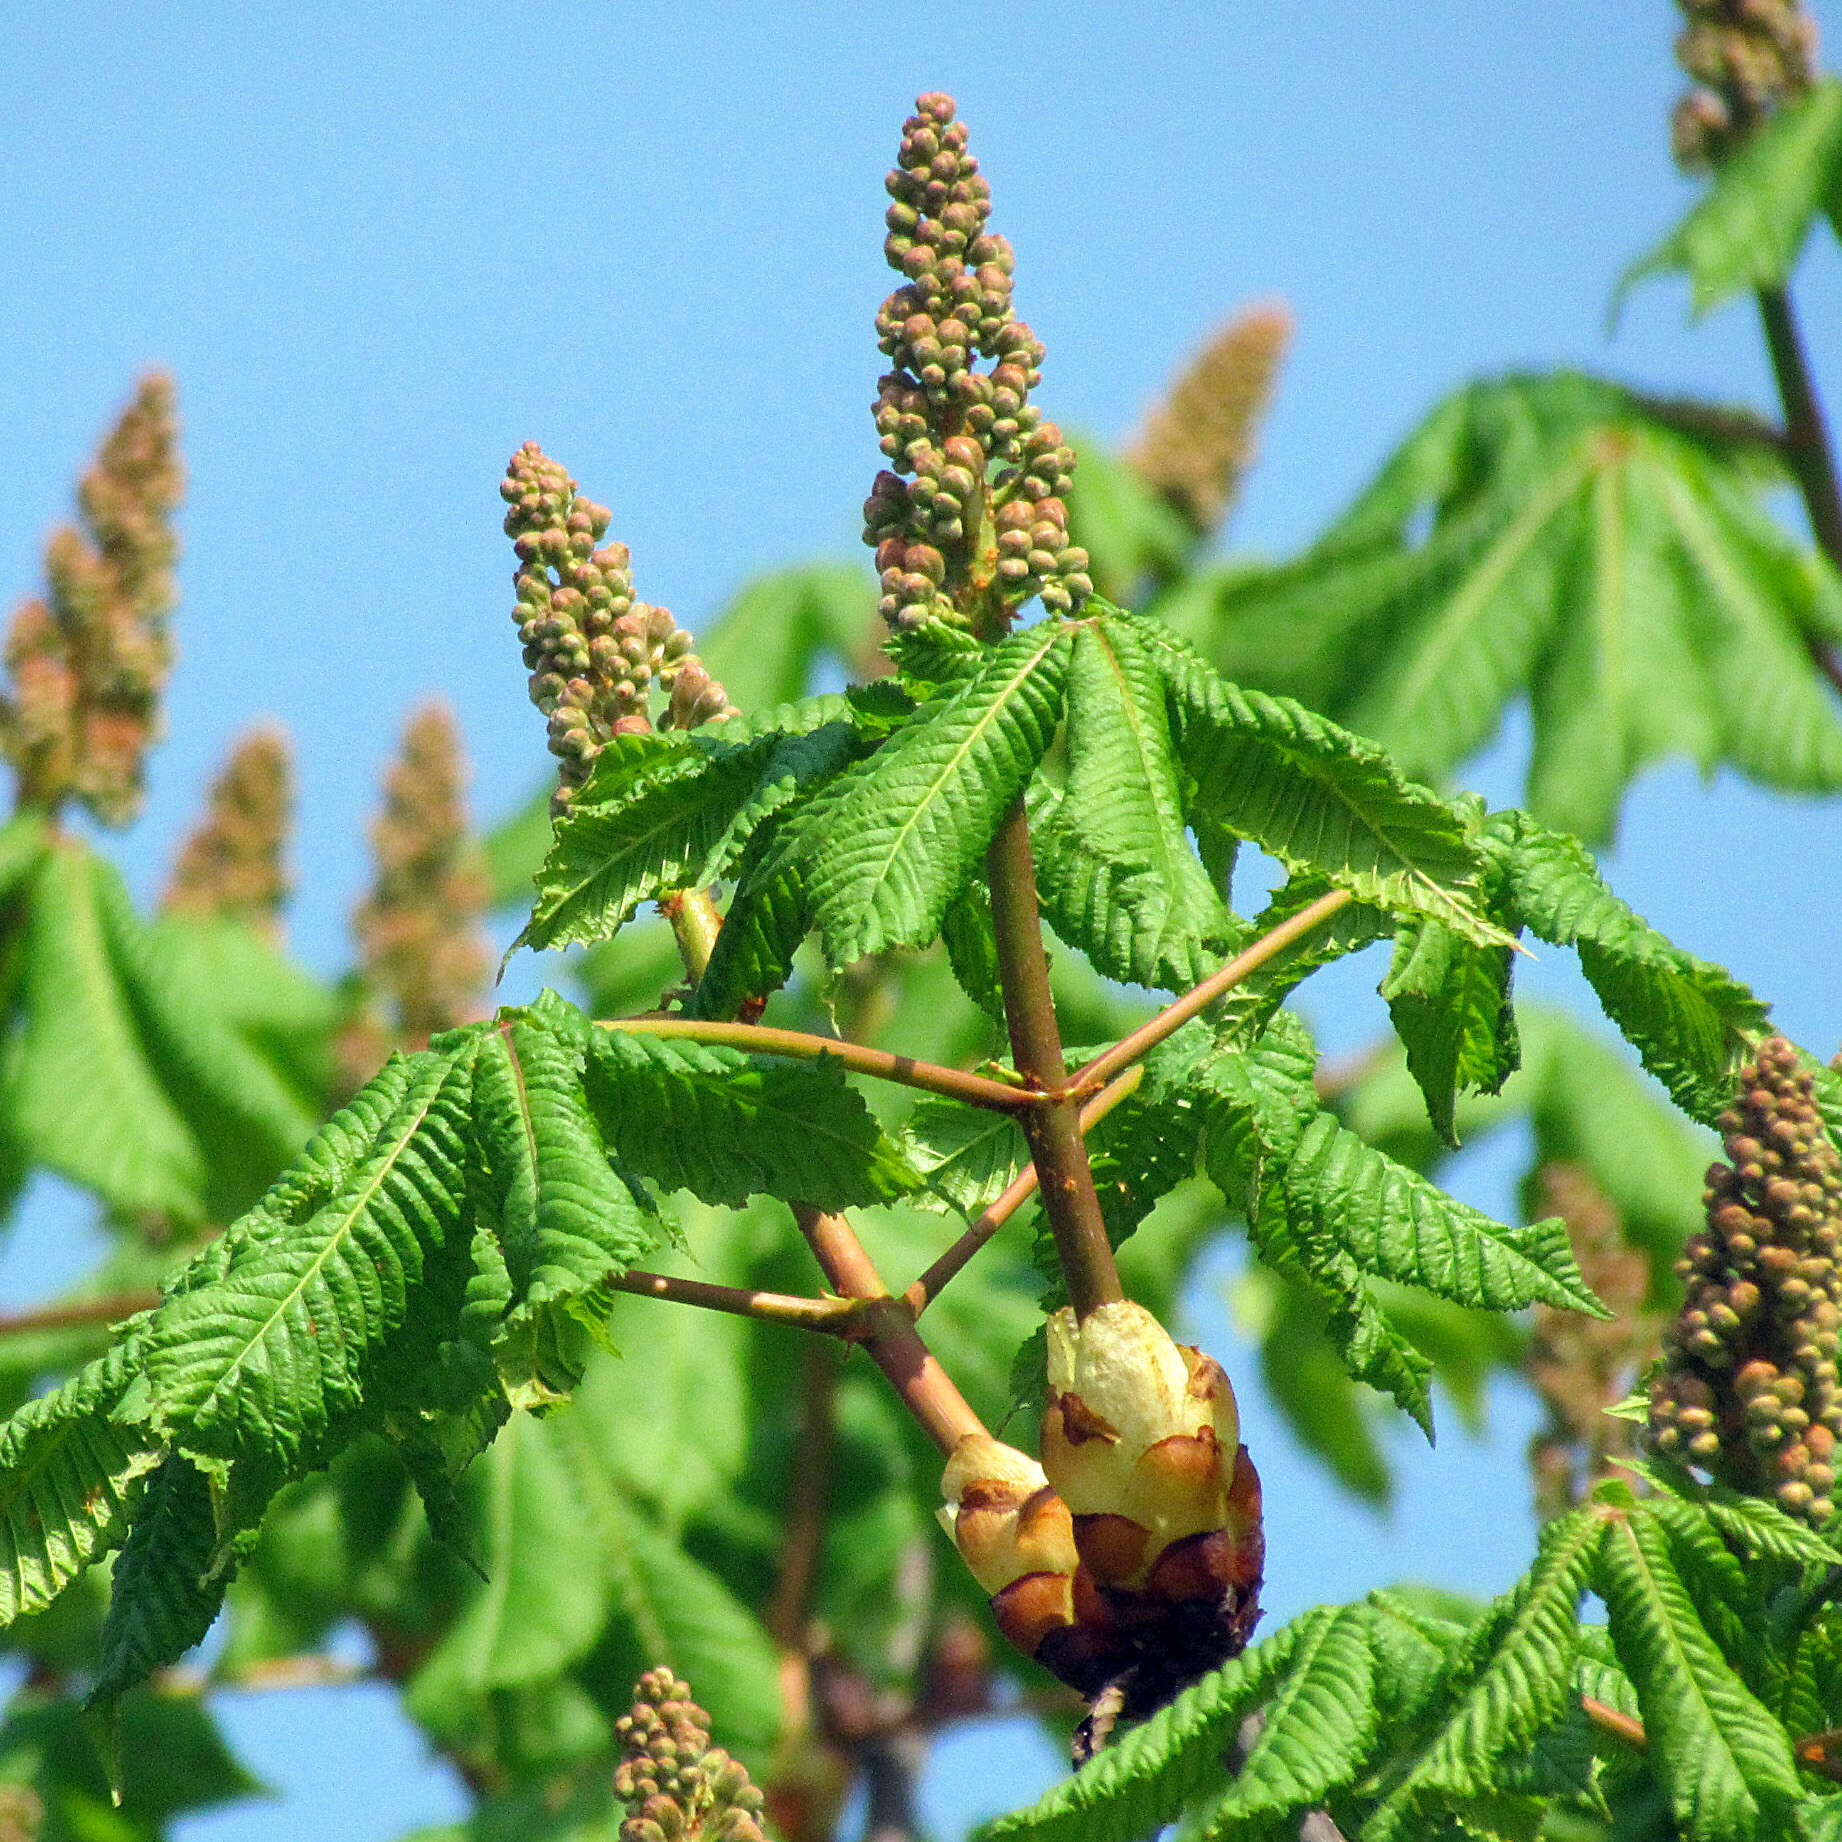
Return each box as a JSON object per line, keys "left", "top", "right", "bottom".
{"left": 769, "top": 1343, "right": 840, "bottom": 1653}
{"left": 1757, "top": 286, "right": 1842, "bottom": 696}
{"left": 1073, "top": 888, "right": 1354, "bottom": 1095}
{"left": 903, "top": 1065, "right": 1145, "bottom": 1320}
{"left": 0, "top": 1290, "right": 160, "bottom": 1337}
{"left": 792, "top": 1203, "right": 985, "bottom": 1454}
{"left": 985, "top": 799, "right": 1121, "bottom": 1320}
{"left": 608, "top": 1268, "right": 884, "bottom": 1337}
{"left": 600, "top": 1015, "right": 1033, "bottom": 1113}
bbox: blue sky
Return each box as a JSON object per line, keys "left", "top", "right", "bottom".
{"left": 5, "top": 4, "right": 1842, "bottom": 1836}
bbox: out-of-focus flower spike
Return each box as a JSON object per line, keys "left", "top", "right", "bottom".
{"left": 162, "top": 725, "right": 293, "bottom": 939}
{"left": 1670, "top": 0, "right": 1818, "bottom": 168}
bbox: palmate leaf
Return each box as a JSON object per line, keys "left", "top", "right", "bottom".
{"left": 1597, "top": 1498, "right": 1803, "bottom": 1841}
{"left": 1186, "top": 373, "right": 1842, "bottom": 844}
{"left": 142, "top": 1042, "right": 477, "bottom": 1475}
{"left": 1143, "top": 619, "right": 1504, "bottom": 944}
{"left": 520, "top": 695, "right": 867, "bottom": 954}
{"left": 1484, "top": 809, "right": 1769, "bottom": 1124}
{"left": 586, "top": 1030, "right": 921, "bottom": 1210}
{"left": 1618, "top": 78, "right": 1842, "bottom": 318}
{"left": 1033, "top": 615, "right": 1241, "bottom": 991}
{"left": 0, "top": 1338, "right": 159, "bottom": 1628}
{"left": 1366, "top": 1506, "right": 1601, "bottom": 1839}
{"left": 901, "top": 1094, "right": 1027, "bottom": 1217}
{"left": 805, "top": 620, "right": 1071, "bottom": 967}
{"left": 981, "top": 1613, "right": 1316, "bottom": 1842}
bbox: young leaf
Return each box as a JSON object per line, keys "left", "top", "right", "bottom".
{"left": 0, "top": 1338, "right": 159, "bottom": 1627}
{"left": 805, "top": 621, "right": 1071, "bottom": 967}
{"left": 1144, "top": 619, "right": 1506, "bottom": 944}
{"left": 1598, "top": 1501, "right": 1802, "bottom": 1840}
{"left": 586, "top": 1030, "right": 921, "bottom": 1210}
{"left": 1617, "top": 78, "right": 1842, "bottom": 318}
{"left": 1484, "top": 809, "right": 1769, "bottom": 1123}
{"left": 1367, "top": 1506, "right": 1602, "bottom": 1839}
{"left": 142, "top": 1043, "right": 477, "bottom": 1475}
{"left": 980, "top": 1613, "right": 1316, "bottom": 1842}
{"left": 1032, "top": 616, "right": 1242, "bottom": 991}
{"left": 901, "top": 1094, "right": 1028, "bottom": 1217}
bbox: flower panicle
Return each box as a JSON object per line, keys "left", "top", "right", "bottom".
{"left": 1671, "top": 0, "right": 1819, "bottom": 169}
{"left": 0, "top": 373, "right": 182, "bottom": 825}
{"left": 499, "top": 443, "right": 735, "bottom": 816}
{"left": 162, "top": 725, "right": 294, "bottom": 938}
{"left": 1126, "top": 302, "right": 1293, "bottom": 537}
{"left": 1647, "top": 1034, "right": 1842, "bottom": 1526}
{"left": 862, "top": 93, "right": 1091, "bottom": 634}
{"left": 614, "top": 1668, "right": 769, "bottom": 1842}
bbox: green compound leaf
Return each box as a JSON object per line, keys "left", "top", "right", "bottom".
{"left": 0, "top": 1338, "right": 159, "bottom": 1629}
{"left": 1367, "top": 1506, "right": 1601, "bottom": 1838}
{"left": 1188, "top": 373, "right": 1842, "bottom": 845}
{"left": 806, "top": 621, "right": 1071, "bottom": 967}
{"left": 521, "top": 696, "right": 866, "bottom": 954}
{"left": 1484, "top": 809, "right": 1769, "bottom": 1125}
{"left": 980, "top": 1613, "right": 1317, "bottom": 1842}
{"left": 1143, "top": 617, "right": 1506, "bottom": 945}
{"left": 900, "top": 1094, "right": 1027, "bottom": 1217}
{"left": 470, "top": 1003, "right": 659, "bottom": 1339}
{"left": 143, "top": 1043, "right": 477, "bottom": 1474}
{"left": 1618, "top": 79, "right": 1842, "bottom": 319}
{"left": 1598, "top": 1502, "right": 1802, "bottom": 1841}
{"left": 1032, "top": 615, "right": 1241, "bottom": 991}
{"left": 586, "top": 1030, "right": 921, "bottom": 1210}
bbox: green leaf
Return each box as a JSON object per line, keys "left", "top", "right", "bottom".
{"left": 695, "top": 562, "right": 879, "bottom": 714}
{"left": 1598, "top": 1502, "right": 1802, "bottom": 1840}
{"left": 1618, "top": 80, "right": 1842, "bottom": 318}
{"left": 805, "top": 621, "right": 1071, "bottom": 966}
{"left": 1368, "top": 1507, "right": 1602, "bottom": 1838}
{"left": 1484, "top": 809, "right": 1769, "bottom": 1123}
{"left": 1206, "top": 1603, "right": 1378, "bottom": 1825}
{"left": 1622, "top": 1456, "right": 1842, "bottom": 1569}
{"left": 471, "top": 1006, "right": 659, "bottom": 1342}
{"left": 521, "top": 698, "right": 864, "bottom": 954}
{"left": 1064, "top": 432, "right": 1197, "bottom": 605}
{"left": 901, "top": 1095, "right": 1027, "bottom": 1217}
{"left": 143, "top": 1044, "right": 477, "bottom": 1475}
{"left": 1033, "top": 616, "right": 1242, "bottom": 991}
{"left": 586, "top": 1029, "right": 921, "bottom": 1210}
{"left": 980, "top": 1613, "right": 1316, "bottom": 1842}
{"left": 1144, "top": 618, "right": 1507, "bottom": 944}
{"left": 1196, "top": 374, "right": 1842, "bottom": 844}
{"left": 0, "top": 1339, "right": 159, "bottom": 1627}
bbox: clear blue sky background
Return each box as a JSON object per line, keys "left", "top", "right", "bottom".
{"left": 5, "top": 5, "right": 1842, "bottom": 1837}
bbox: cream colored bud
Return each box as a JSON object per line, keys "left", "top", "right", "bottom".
{"left": 938, "top": 1434, "right": 1079, "bottom": 1597}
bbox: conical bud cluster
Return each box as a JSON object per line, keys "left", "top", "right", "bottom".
{"left": 500, "top": 443, "right": 735, "bottom": 815}
{"left": 1126, "top": 304, "right": 1293, "bottom": 537}
{"left": 1671, "top": 0, "right": 1818, "bottom": 168}
{"left": 347, "top": 703, "right": 492, "bottom": 1064}
{"left": 863, "top": 94, "right": 1090, "bottom": 632}
{"left": 1647, "top": 1035, "right": 1842, "bottom": 1526}
{"left": 0, "top": 374, "right": 182, "bottom": 825}
{"left": 614, "top": 1668, "right": 769, "bottom": 1842}
{"left": 162, "top": 726, "right": 293, "bottom": 939}
{"left": 941, "top": 1304, "right": 1261, "bottom": 1732}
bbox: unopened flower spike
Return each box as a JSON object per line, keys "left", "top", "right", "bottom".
{"left": 863, "top": 93, "right": 1091, "bottom": 634}
{"left": 1647, "top": 1035, "right": 1842, "bottom": 1526}
{"left": 1126, "top": 302, "right": 1293, "bottom": 538}
{"left": 500, "top": 443, "right": 735, "bottom": 816}
{"left": 0, "top": 374, "right": 182, "bottom": 825}
{"left": 1671, "top": 0, "right": 1819, "bottom": 169}
{"left": 350, "top": 702, "right": 492, "bottom": 1050}
{"left": 614, "top": 1668, "right": 769, "bottom": 1842}
{"left": 162, "top": 725, "right": 293, "bottom": 940}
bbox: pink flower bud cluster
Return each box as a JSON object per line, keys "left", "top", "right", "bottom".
{"left": 614, "top": 1668, "right": 768, "bottom": 1842}
{"left": 1671, "top": 0, "right": 1818, "bottom": 168}
{"left": 162, "top": 726, "right": 294, "bottom": 940}
{"left": 500, "top": 443, "right": 734, "bottom": 816}
{"left": 862, "top": 95, "right": 1090, "bottom": 632}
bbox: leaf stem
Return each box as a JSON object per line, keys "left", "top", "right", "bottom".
{"left": 1580, "top": 1694, "right": 1647, "bottom": 1753}
{"left": 0, "top": 1291, "right": 160, "bottom": 1337}
{"left": 1756, "top": 285, "right": 1842, "bottom": 694}
{"left": 903, "top": 1064, "right": 1145, "bottom": 1320}
{"left": 598, "top": 1014, "right": 1033, "bottom": 1112}
{"left": 984, "top": 798, "right": 1121, "bottom": 1320}
{"left": 1072, "top": 887, "right": 1354, "bottom": 1095}
{"left": 659, "top": 887, "right": 725, "bottom": 982}
{"left": 608, "top": 1268, "right": 884, "bottom": 1337}
{"left": 792, "top": 1202, "right": 986, "bottom": 1454}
